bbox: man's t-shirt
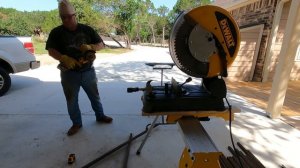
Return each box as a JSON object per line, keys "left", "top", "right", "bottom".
{"left": 46, "top": 23, "right": 103, "bottom": 71}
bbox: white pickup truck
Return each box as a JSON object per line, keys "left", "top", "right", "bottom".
{"left": 0, "top": 36, "right": 40, "bottom": 96}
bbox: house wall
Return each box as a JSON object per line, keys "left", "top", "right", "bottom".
{"left": 291, "top": 44, "right": 300, "bottom": 80}
{"left": 263, "top": 1, "right": 299, "bottom": 81}
{"left": 227, "top": 25, "right": 264, "bottom": 81}
{"left": 288, "top": 2, "right": 300, "bottom": 80}
{"left": 268, "top": 1, "right": 290, "bottom": 81}
{"left": 226, "top": 0, "right": 278, "bottom": 81}
{"left": 291, "top": 62, "right": 300, "bottom": 80}
{"left": 216, "top": 0, "right": 299, "bottom": 81}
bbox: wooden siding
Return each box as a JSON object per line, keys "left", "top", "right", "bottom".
{"left": 290, "top": 62, "right": 300, "bottom": 80}
{"left": 227, "top": 25, "right": 263, "bottom": 81}
{"left": 290, "top": 44, "right": 300, "bottom": 80}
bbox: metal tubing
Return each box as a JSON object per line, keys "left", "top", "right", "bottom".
{"left": 160, "top": 69, "right": 163, "bottom": 86}
{"left": 82, "top": 126, "right": 149, "bottom": 168}
{"left": 136, "top": 115, "right": 159, "bottom": 155}
{"left": 237, "top": 142, "right": 265, "bottom": 168}
{"left": 123, "top": 133, "right": 133, "bottom": 168}
{"left": 81, "top": 120, "right": 172, "bottom": 167}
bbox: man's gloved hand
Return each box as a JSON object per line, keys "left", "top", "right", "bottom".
{"left": 60, "top": 55, "right": 81, "bottom": 69}
{"left": 79, "top": 44, "right": 96, "bottom": 52}
{"left": 84, "top": 51, "right": 96, "bottom": 62}
{"left": 78, "top": 51, "right": 96, "bottom": 64}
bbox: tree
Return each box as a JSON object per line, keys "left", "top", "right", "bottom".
{"left": 142, "top": 0, "right": 158, "bottom": 45}
{"left": 168, "top": 0, "right": 213, "bottom": 34}
{"left": 201, "top": 0, "right": 212, "bottom": 5}
{"left": 42, "top": 10, "right": 61, "bottom": 34}
{"left": 0, "top": 8, "right": 32, "bottom": 35}
{"left": 70, "top": 0, "right": 101, "bottom": 30}
{"left": 114, "top": 0, "right": 139, "bottom": 49}
{"left": 93, "top": 0, "right": 174, "bottom": 46}
{"left": 157, "top": 5, "right": 169, "bottom": 46}
{"left": 93, "top": 0, "right": 128, "bottom": 47}
{"left": 132, "top": 0, "right": 147, "bottom": 44}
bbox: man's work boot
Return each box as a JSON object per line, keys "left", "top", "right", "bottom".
{"left": 96, "top": 115, "right": 113, "bottom": 123}
{"left": 67, "top": 124, "right": 82, "bottom": 136}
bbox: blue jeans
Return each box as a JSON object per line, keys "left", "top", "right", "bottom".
{"left": 61, "top": 67, "right": 105, "bottom": 125}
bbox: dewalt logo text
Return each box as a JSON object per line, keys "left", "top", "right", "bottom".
{"left": 219, "top": 19, "right": 235, "bottom": 48}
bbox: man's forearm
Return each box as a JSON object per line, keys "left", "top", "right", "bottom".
{"left": 48, "top": 48, "right": 63, "bottom": 61}
{"left": 93, "top": 42, "right": 105, "bottom": 51}
{"left": 79, "top": 42, "right": 104, "bottom": 52}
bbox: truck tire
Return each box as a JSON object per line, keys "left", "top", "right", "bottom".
{"left": 0, "top": 67, "right": 11, "bottom": 96}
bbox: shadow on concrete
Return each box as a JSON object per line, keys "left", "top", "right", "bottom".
{"left": 0, "top": 56, "right": 299, "bottom": 168}
{"left": 8, "top": 74, "right": 42, "bottom": 94}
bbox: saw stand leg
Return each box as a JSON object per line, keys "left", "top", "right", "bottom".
{"left": 136, "top": 115, "right": 159, "bottom": 155}
{"left": 158, "top": 68, "right": 165, "bottom": 123}
{"left": 177, "top": 117, "right": 223, "bottom": 168}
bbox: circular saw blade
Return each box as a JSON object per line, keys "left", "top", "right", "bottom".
{"left": 169, "top": 5, "right": 240, "bottom": 78}
{"left": 188, "top": 24, "right": 218, "bottom": 63}
{"left": 169, "top": 11, "right": 208, "bottom": 77}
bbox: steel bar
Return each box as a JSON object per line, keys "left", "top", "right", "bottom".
{"left": 136, "top": 115, "right": 159, "bottom": 155}
{"left": 82, "top": 126, "right": 150, "bottom": 168}
{"left": 219, "top": 155, "right": 234, "bottom": 168}
{"left": 228, "top": 146, "right": 248, "bottom": 168}
{"left": 123, "top": 133, "right": 133, "bottom": 168}
{"left": 237, "top": 142, "right": 265, "bottom": 168}
{"left": 227, "top": 157, "right": 241, "bottom": 168}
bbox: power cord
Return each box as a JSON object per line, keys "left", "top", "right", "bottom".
{"left": 225, "top": 97, "right": 244, "bottom": 168}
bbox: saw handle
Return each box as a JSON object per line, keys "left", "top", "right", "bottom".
{"left": 127, "top": 87, "right": 144, "bottom": 93}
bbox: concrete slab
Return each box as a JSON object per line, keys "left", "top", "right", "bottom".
{"left": 0, "top": 115, "right": 184, "bottom": 168}
{"left": 0, "top": 45, "right": 299, "bottom": 168}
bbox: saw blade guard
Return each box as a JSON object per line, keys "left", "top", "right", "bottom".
{"left": 169, "top": 5, "right": 240, "bottom": 78}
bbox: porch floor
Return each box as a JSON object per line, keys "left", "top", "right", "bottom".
{"left": 226, "top": 80, "right": 300, "bottom": 129}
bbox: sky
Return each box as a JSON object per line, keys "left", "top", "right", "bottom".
{"left": 0, "top": 0, "right": 177, "bottom": 12}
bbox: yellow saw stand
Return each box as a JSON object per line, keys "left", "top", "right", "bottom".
{"left": 140, "top": 107, "right": 239, "bottom": 168}
{"left": 131, "top": 4, "right": 265, "bottom": 168}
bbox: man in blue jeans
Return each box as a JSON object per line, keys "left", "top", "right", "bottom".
{"left": 46, "top": 0, "right": 112, "bottom": 136}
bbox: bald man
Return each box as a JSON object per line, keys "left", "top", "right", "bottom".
{"left": 46, "top": 0, "right": 112, "bottom": 136}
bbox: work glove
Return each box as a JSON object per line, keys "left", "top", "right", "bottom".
{"left": 78, "top": 51, "right": 96, "bottom": 64}
{"left": 60, "top": 55, "right": 81, "bottom": 69}
{"left": 79, "top": 44, "right": 97, "bottom": 52}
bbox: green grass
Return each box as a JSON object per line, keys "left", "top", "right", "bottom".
{"left": 33, "top": 41, "right": 47, "bottom": 54}
{"left": 32, "top": 40, "right": 131, "bottom": 55}
{"left": 98, "top": 47, "right": 131, "bottom": 54}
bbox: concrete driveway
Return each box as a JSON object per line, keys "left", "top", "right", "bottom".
{"left": 0, "top": 45, "right": 299, "bottom": 168}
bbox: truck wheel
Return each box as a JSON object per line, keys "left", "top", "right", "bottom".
{"left": 0, "top": 67, "right": 11, "bottom": 96}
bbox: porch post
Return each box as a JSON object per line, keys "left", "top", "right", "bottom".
{"left": 262, "top": 0, "right": 289, "bottom": 82}
{"left": 267, "top": 0, "right": 300, "bottom": 118}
